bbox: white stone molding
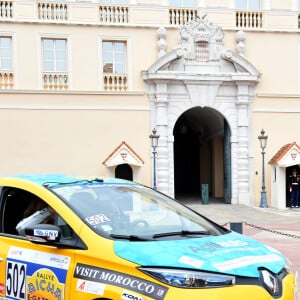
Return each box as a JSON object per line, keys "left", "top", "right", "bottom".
{"left": 157, "top": 27, "right": 167, "bottom": 58}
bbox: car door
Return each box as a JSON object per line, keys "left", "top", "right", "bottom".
{"left": 0, "top": 186, "right": 82, "bottom": 300}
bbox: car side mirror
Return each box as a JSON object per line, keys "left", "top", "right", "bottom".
{"left": 24, "top": 224, "right": 61, "bottom": 243}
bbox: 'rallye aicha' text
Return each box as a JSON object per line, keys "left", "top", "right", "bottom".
{"left": 0, "top": 174, "right": 297, "bottom": 299}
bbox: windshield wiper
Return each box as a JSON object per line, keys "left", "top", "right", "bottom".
{"left": 153, "top": 230, "right": 210, "bottom": 239}
{"left": 109, "top": 234, "right": 150, "bottom": 241}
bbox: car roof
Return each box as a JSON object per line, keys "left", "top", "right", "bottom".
{"left": 3, "top": 174, "right": 136, "bottom": 188}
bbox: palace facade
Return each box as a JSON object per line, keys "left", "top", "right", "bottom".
{"left": 1, "top": 0, "right": 300, "bottom": 209}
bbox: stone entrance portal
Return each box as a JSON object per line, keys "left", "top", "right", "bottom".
{"left": 142, "top": 18, "right": 260, "bottom": 205}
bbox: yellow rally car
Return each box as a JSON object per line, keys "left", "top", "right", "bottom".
{"left": 0, "top": 174, "right": 297, "bottom": 299}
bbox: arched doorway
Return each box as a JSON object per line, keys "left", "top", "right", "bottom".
{"left": 115, "top": 164, "right": 133, "bottom": 181}
{"left": 173, "top": 107, "right": 231, "bottom": 203}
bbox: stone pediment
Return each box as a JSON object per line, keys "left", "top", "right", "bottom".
{"left": 269, "top": 142, "right": 300, "bottom": 167}
{"left": 143, "top": 18, "right": 260, "bottom": 78}
{"left": 103, "top": 141, "right": 144, "bottom": 167}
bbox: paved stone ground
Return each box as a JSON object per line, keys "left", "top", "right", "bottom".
{"left": 181, "top": 198, "right": 300, "bottom": 297}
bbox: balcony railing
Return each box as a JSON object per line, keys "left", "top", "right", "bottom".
{"left": 0, "top": 72, "right": 13, "bottom": 89}
{"left": 43, "top": 72, "right": 68, "bottom": 90}
{"left": 0, "top": 1, "right": 12, "bottom": 18}
{"left": 236, "top": 10, "right": 263, "bottom": 28}
{"left": 103, "top": 74, "right": 127, "bottom": 91}
{"left": 99, "top": 5, "right": 128, "bottom": 24}
{"left": 38, "top": 2, "right": 68, "bottom": 21}
{"left": 169, "top": 8, "right": 197, "bottom": 25}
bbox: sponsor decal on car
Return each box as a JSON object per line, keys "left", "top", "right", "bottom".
{"left": 114, "top": 232, "right": 286, "bottom": 277}
{"left": 33, "top": 228, "right": 59, "bottom": 240}
{"left": 74, "top": 263, "right": 168, "bottom": 299}
{"left": 0, "top": 283, "right": 5, "bottom": 296}
{"left": 121, "top": 290, "right": 147, "bottom": 300}
{"left": 76, "top": 279, "right": 105, "bottom": 296}
{"left": 6, "top": 246, "right": 70, "bottom": 300}
{"left": 27, "top": 268, "right": 65, "bottom": 300}
{"left": 178, "top": 255, "right": 204, "bottom": 268}
{"left": 212, "top": 254, "right": 282, "bottom": 272}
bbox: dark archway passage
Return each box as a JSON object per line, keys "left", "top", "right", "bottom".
{"left": 174, "top": 124, "right": 200, "bottom": 194}
{"left": 173, "top": 107, "right": 231, "bottom": 203}
{"left": 115, "top": 164, "right": 133, "bottom": 181}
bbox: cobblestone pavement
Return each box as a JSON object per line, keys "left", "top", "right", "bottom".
{"left": 182, "top": 198, "right": 300, "bottom": 297}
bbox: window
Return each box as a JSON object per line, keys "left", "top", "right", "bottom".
{"left": 170, "top": 0, "right": 195, "bottom": 7}
{"left": 236, "top": 0, "right": 260, "bottom": 10}
{"left": 0, "top": 37, "right": 12, "bottom": 70}
{"left": 102, "top": 41, "right": 126, "bottom": 74}
{"left": 100, "top": 0, "right": 128, "bottom": 4}
{"left": 42, "top": 38, "right": 67, "bottom": 72}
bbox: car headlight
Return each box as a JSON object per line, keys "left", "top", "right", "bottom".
{"left": 138, "top": 267, "right": 235, "bottom": 288}
{"left": 260, "top": 269, "right": 279, "bottom": 296}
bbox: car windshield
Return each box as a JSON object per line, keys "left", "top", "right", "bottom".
{"left": 51, "top": 182, "right": 226, "bottom": 240}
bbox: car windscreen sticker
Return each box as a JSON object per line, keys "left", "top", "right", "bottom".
{"left": 114, "top": 231, "right": 286, "bottom": 278}
{"left": 74, "top": 263, "right": 168, "bottom": 299}
{"left": 6, "top": 246, "right": 70, "bottom": 300}
{"left": 85, "top": 214, "right": 110, "bottom": 225}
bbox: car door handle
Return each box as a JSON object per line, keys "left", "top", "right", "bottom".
{"left": 0, "top": 257, "right": 3, "bottom": 262}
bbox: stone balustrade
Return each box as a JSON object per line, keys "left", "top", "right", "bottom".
{"left": 169, "top": 8, "right": 197, "bottom": 25}
{"left": 38, "top": 2, "right": 67, "bottom": 21}
{"left": 0, "top": 72, "right": 13, "bottom": 89}
{"left": 42, "top": 73, "right": 68, "bottom": 90}
{"left": 103, "top": 74, "right": 127, "bottom": 91}
{"left": 99, "top": 5, "right": 128, "bottom": 24}
{"left": 236, "top": 10, "right": 263, "bottom": 28}
{"left": 0, "top": 1, "right": 297, "bottom": 32}
{"left": 0, "top": 1, "right": 12, "bottom": 18}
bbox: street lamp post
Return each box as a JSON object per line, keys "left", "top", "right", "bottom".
{"left": 149, "top": 128, "right": 160, "bottom": 190}
{"left": 258, "top": 129, "right": 268, "bottom": 208}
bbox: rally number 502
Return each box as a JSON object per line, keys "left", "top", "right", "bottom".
{"left": 6, "top": 261, "right": 26, "bottom": 300}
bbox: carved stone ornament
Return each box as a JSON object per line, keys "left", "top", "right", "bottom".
{"left": 179, "top": 18, "right": 224, "bottom": 61}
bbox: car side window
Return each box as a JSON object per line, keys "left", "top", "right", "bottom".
{"left": 0, "top": 188, "right": 30, "bottom": 235}
{"left": 0, "top": 187, "right": 73, "bottom": 239}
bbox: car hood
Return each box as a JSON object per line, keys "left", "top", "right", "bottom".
{"left": 114, "top": 231, "right": 286, "bottom": 278}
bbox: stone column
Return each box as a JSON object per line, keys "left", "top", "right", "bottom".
{"left": 236, "top": 83, "right": 251, "bottom": 204}
{"left": 167, "top": 134, "right": 175, "bottom": 197}
{"left": 155, "top": 82, "right": 169, "bottom": 195}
